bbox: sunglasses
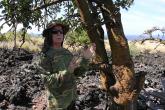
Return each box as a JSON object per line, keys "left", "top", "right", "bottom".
{"left": 51, "top": 30, "right": 63, "bottom": 34}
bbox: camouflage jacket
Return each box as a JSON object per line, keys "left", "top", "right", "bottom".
{"left": 38, "top": 46, "right": 90, "bottom": 110}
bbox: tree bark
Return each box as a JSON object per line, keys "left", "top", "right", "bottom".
{"left": 100, "top": 0, "right": 145, "bottom": 109}
{"left": 75, "top": 0, "right": 116, "bottom": 91}
{"left": 75, "top": 0, "right": 145, "bottom": 109}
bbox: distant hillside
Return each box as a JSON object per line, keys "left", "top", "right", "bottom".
{"left": 104, "top": 35, "right": 165, "bottom": 41}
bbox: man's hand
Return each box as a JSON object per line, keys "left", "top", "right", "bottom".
{"left": 68, "top": 43, "right": 96, "bottom": 73}
{"left": 82, "top": 43, "right": 96, "bottom": 59}
{"left": 68, "top": 57, "right": 80, "bottom": 73}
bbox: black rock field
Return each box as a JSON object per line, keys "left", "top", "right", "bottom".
{"left": 0, "top": 48, "right": 165, "bottom": 110}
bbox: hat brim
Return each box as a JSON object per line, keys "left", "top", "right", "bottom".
{"left": 42, "top": 23, "right": 69, "bottom": 37}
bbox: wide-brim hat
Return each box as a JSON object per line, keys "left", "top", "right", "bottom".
{"left": 42, "top": 22, "right": 69, "bottom": 37}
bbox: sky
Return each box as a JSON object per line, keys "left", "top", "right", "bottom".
{"left": 121, "top": 0, "right": 165, "bottom": 35}
{"left": 0, "top": 0, "right": 165, "bottom": 36}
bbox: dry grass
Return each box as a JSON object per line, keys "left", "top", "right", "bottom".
{"left": 130, "top": 40, "right": 165, "bottom": 53}
{"left": 0, "top": 37, "right": 44, "bottom": 52}
{"left": 0, "top": 37, "right": 164, "bottom": 54}
{"left": 104, "top": 40, "right": 165, "bottom": 55}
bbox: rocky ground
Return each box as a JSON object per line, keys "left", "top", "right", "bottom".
{"left": 0, "top": 48, "right": 165, "bottom": 110}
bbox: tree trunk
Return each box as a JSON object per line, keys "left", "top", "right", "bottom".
{"left": 100, "top": 0, "right": 145, "bottom": 109}
{"left": 75, "top": 0, "right": 145, "bottom": 109}
{"left": 75, "top": 0, "right": 116, "bottom": 91}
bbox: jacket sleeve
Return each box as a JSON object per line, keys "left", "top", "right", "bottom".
{"left": 37, "top": 52, "right": 76, "bottom": 92}
{"left": 35, "top": 53, "right": 58, "bottom": 85}
{"left": 37, "top": 53, "right": 53, "bottom": 74}
{"left": 73, "top": 56, "right": 90, "bottom": 76}
{"left": 79, "top": 57, "right": 90, "bottom": 68}
{"left": 32, "top": 53, "right": 50, "bottom": 75}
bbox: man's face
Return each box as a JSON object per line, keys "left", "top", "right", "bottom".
{"left": 52, "top": 25, "right": 64, "bottom": 45}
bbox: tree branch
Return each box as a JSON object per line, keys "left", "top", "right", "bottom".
{"left": 32, "top": 0, "right": 70, "bottom": 11}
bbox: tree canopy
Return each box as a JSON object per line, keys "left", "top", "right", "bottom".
{"left": 0, "top": 0, "right": 134, "bottom": 48}
{"left": 0, "top": 0, "right": 134, "bottom": 33}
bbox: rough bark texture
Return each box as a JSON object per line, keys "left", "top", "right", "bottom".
{"left": 75, "top": 0, "right": 145, "bottom": 109}
{"left": 75, "top": 0, "right": 115, "bottom": 91}
{"left": 103, "top": 9, "right": 136, "bottom": 105}
{"left": 100, "top": 0, "right": 145, "bottom": 109}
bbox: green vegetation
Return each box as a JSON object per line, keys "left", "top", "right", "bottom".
{"left": 0, "top": 31, "right": 43, "bottom": 52}
{"left": 0, "top": 31, "right": 31, "bottom": 42}
{"left": 66, "top": 27, "right": 90, "bottom": 46}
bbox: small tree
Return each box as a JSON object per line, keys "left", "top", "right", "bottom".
{"left": 140, "top": 27, "right": 165, "bottom": 45}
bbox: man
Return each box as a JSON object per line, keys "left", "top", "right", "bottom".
{"left": 33, "top": 22, "right": 96, "bottom": 110}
